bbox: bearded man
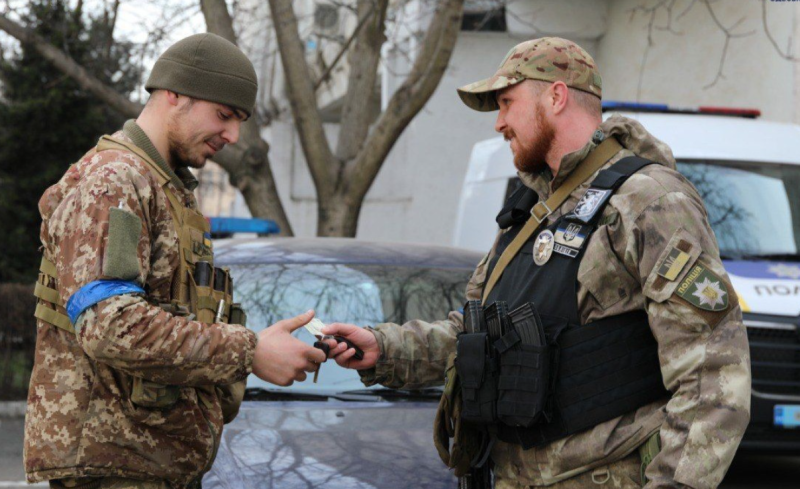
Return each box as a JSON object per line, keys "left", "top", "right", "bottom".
{"left": 324, "top": 38, "right": 750, "bottom": 488}
{"left": 25, "top": 33, "right": 325, "bottom": 489}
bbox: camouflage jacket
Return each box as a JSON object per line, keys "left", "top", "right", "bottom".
{"left": 360, "top": 115, "right": 751, "bottom": 488}
{"left": 24, "top": 121, "right": 257, "bottom": 487}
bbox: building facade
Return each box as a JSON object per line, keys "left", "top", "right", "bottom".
{"left": 196, "top": 0, "right": 800, "bottom": 247}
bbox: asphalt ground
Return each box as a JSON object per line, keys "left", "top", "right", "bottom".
{"left": 1, "top": 416, "right": 798, "bottom": 488}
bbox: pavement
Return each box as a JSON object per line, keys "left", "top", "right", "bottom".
{"left": 0, "top": 415, "right": 45, "bottom": 488}
{"left": 2, "top": 403, "right": 800, "bottom": 488}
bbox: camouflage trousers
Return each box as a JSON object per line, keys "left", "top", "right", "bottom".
{"left": 494, "top": 451, "right": 643, "bottom": 489}
{"left": 50, "top": 478, "right": 199, "bottom": 489}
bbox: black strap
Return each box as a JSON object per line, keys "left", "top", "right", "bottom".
{"left": 494, "top": 330, "right": 521, "bottom": 354}
{"left": 590, "top": 156, "right": 654, "bottom": 190}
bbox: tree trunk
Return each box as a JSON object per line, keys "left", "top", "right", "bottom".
{"left": 270, "top": 0, "right": 465, "bottom": 238}
{"left": 318, "top": 195, "right": 361, "bottom": 237}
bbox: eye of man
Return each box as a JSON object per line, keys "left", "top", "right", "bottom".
{"left": 218, "top": 110, "right": 232, "bottom": 121}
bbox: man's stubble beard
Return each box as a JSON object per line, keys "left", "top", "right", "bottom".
{"left": 511, "top": 103, "right": 555, "bottom": 174}
{"left": 167, "top": 111, "right": 206, "bottom": 170}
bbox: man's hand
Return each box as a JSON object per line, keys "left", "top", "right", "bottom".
{"left": 322, "top": 323, "right": 380, "bottom": 370}
{"left": 251, "top": 310, "right": 327, "bottom": 386}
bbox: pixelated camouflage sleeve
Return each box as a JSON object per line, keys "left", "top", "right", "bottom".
{"left": 359, "top": 254, "right": 490, "bottom": 389}
{"left": 612, "top": 185, "right": 751, "bottom": 489}
{"left": 53, "top": 160, "right": 256, "bottom": 386}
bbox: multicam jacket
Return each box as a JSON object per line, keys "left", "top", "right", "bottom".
{"left": 24, "top": 121, "right": 257, "bottom": 487}
{"left": 360, "top": 115, "right": 751, "bottom": 489}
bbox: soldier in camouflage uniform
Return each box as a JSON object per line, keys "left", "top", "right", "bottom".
{"left": 25, "top": 33, "right": 326, "bottom": 489}
{"left": 324, "top": 38, "right": 751, "bottom": 488}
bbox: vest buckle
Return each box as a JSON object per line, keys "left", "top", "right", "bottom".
{"left": 531, "top": 201, "right": 552, "bottom": 223}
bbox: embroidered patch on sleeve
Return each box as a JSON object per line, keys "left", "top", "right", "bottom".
{"left": 675, "top": 264, "right": 729, "bottom": 311}
{"left": 657, "top": 246, "right": 691, "bottom": 281}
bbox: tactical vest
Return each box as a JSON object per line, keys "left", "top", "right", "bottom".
{"left": 33, "top": 136, "right": 247, "bottom": 417}
{"left": 456, "top": 156, "right": 669, "bottom": 452}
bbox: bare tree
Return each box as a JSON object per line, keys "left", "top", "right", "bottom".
{"left": 0, "top": 0, "right": 467, "bottom": 237}
{"left": 270, "top": 0, "right": 465, "bottom": 236}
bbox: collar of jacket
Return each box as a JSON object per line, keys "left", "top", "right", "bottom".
{"left": 518, "top": 127, "right": 600, "bottom": 201}
{"left": 122, "top": 120, "right": 199, "bottom": 191}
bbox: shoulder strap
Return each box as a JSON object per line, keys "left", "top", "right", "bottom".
{"left": 96, "top": 136, "right": 186, "bottom": 226}
{"left": 481, "top": 137, "right": 623, "bottom": 303}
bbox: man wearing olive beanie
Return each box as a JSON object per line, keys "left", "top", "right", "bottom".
{"left": 25, "top": 33, "right": 327, "bottom": 489}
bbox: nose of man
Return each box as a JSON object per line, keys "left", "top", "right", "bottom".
{"left": 222, "top": 121, "right": 241, "bottom": 145}
{"left": 494, "top": 111, "right": 507, "bottom": 134}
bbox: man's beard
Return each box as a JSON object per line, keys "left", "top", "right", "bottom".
{"left": 507, "top": 103, "right": 555, "bottom": 174}
{"left": 167, "top": 131, "right": 205, "bottom": 169}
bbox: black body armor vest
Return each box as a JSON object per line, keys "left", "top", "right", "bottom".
{"left": 463, "top": 157, "right": 669, "bottom": 451}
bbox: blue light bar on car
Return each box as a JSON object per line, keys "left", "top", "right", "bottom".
{"left": 602, "top": 101, "right": 760, "bottom": 118}
{"left": 602, "top": 101, "right": 669, "bottom": 112}
{"left": 208, "top": 217, "right": 280, "bottom": 235}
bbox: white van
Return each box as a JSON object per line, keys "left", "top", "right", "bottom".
{"left": 454, "top": 103, "right": 800, "bottom": 450}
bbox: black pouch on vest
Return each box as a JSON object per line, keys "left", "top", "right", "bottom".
{"left": 495, "top": 302, "right": 550, "bottom": 427}
{"left": 456, "top": 332, "right": 498, "bottom": 423}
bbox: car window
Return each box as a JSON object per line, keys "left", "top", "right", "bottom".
{"left": 677, "top": 161, "right": 800, "bottom": 258}
{"left": 227, "top": 263, "right": 472, "bottom": 394}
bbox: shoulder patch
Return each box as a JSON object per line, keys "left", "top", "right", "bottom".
{"left": 675, "top": 264, "right": 729, "bottom": 312}
{"left": 657, "top": 244, "right": 692, "bottom": 281}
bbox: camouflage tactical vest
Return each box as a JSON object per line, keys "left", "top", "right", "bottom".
{"left": 33, "top": 135, "right": 248, "bottom": 420}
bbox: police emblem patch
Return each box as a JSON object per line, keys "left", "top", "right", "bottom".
{"left": 675, "top": 265, "right": 729, "bottom": 311}
{"left": 533, "top": 230, "right": 555, "bottom": 266}
{"left": 567, "top": 188, "right": 612, "bottom": 224}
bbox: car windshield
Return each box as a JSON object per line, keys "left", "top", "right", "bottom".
{"left": 227, "top": 262, "right": 471, "bottom": 395}
{"left": 677, "top": 160, "right": 800, "bottom": 259}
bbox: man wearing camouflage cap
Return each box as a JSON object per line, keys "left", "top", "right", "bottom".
{"left": 24, "top": 33, "right": 326, "bottom": 489}
{"left": 324, "top": 38, "right": 750, "bottom": 488}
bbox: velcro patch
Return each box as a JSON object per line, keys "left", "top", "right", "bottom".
{"left": 566, "top": 188, "right": 612, "bottom": 224}
{"left": 675, "top": 265, "right": 729, "bottom": 312}
{"left": 657, "top": 246, "right": 691, "bottom": 281}
{"left": 104, "top": 207, "right": 142, "bottom": 281}
{"left": 554, "top": 222, "right": 588, "bottom": 249}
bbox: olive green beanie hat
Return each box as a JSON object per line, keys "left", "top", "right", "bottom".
{"left": 146, "top": 33, "right": 258, "bottom": 117}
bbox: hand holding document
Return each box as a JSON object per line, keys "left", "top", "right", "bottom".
{"left": 304, "top": 318, "right": 366, "bottom": 382}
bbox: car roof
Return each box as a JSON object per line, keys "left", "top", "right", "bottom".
{"left": 214, "top": 237, "right": 484, "bottom": 269}
{"left": 467, "top": 112, "right": 800, "bottom": 183}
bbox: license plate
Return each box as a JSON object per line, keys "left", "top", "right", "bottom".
{"left": 774, "top": 405, "right": 800, "bottom": 428}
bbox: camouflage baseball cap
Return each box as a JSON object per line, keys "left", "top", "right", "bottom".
{"left": 457, "top": 37, "right": 602, "bottom": 112}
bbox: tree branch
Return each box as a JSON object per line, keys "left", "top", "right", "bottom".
{"left": 268, "top": 0, "right": 337, "bottom": 200}
{"left": 200, "top": 0, "right": 294, "bottom": 236}
{"left": 200, "top": 0, "right": 237, "bottom": 43}
{"left": 345, "top": 0, "right": 464, "bottom": 204}
{"left": 313, "top": 3, "right": 376, "bottom": 91}
{"left": 0, "top": 12, "right": 142, "bottom": 117}
{"left": 334, "top": 0, "right": 387, "bottom": 168}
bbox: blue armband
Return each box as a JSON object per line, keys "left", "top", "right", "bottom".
{"left": 66, "top": 280, "right": 146, "bottom": 324}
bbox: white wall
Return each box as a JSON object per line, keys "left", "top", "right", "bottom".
{"left": 597, "top": 0, "right": 797, "bottom": 123}
{"left": 208, "top": 0, "right": 800, "bottom": 245}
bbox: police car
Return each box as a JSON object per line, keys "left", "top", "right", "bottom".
{"left": 454, "top": 102, "right": 800, "bottom": 451}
